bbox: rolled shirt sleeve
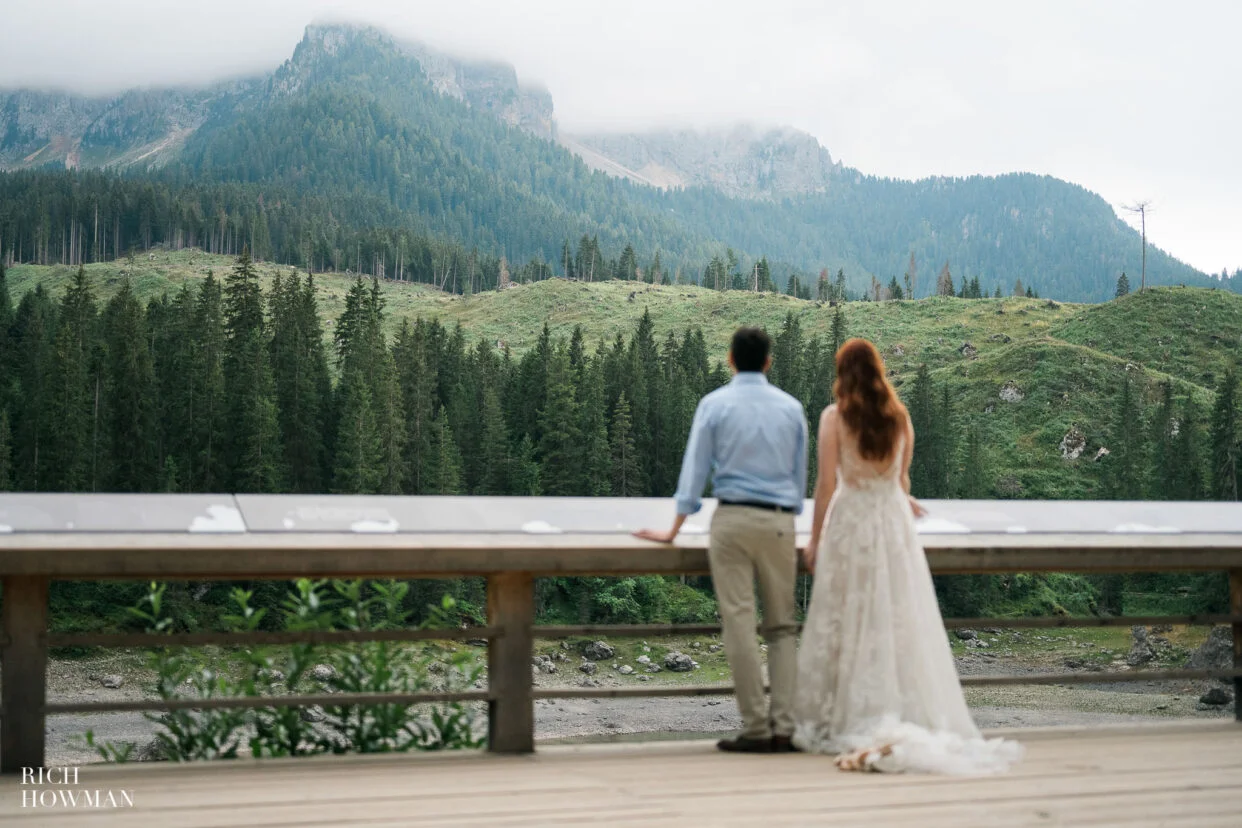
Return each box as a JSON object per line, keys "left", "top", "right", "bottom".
{"left": 673, "top": 400, "right": 715, "bottom": 515}
{"left": 793, "top": 408, "right": 809, "bottom": 514}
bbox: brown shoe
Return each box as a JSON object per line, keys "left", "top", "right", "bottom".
{"left": 771, "top": 735, "right": 802, "bottom": 753}
{"left": 717, "top": 735, "right": 773, "bottom": 753}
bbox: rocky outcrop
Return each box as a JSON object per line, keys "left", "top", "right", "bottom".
{"left": 1060, "top": 426, "right": 1087, "bottom": 460}
{"left": 564, "top": 124, "right": 838, "bottom": 199}
{"left": 0, "top": 82, "right": 251, "bottom": 171}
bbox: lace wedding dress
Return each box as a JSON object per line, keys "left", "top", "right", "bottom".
{"left": 792, "top": 418, "right": 1023, "bottom": 774}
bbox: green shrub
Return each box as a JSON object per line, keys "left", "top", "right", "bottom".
{"left": 86, "top": 580, "right": 484, "bottom": 763}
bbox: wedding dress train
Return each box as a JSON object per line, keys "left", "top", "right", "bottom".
{"left": 792, "top": 426, "right": 1022, "bottom": 774}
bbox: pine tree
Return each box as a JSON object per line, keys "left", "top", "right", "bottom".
{"left": 616, "top": 244, "right": 638, "bottom": 281}
{"left": 968, "top": 276, "right": 982, "bottom": 299}
{"left": 630, "top": 310, "right": 660, "bottom": 493}
{"left": 1026, "top": 286, "right": 1035, "bottom": 298}
{"left": 887, "top": 276, "right": 904, "bottom": 300}
{"left": 269, "top": 272, "right": 331, "bottom": 493}
{"left": 1013, "top": 278, "right": 1025, "bottom": 297}
{"left": 538, "top": 350, "right": 583, "bottom": 495}
{"left": 47, "top": 265, "right": 98, "bottom": 491}
{"left": 771, "top": 312, "right": 804, "bottom": 401}
{"left": 509, "top": 434, "right": 541, "bottom": 495}
{"left": 0, "top": 409, "right": 12, "bottom": 491}
{"left": 149, "top": 290, "right": 184, "bottom": 488}
{"left": 191, "top": 274, "right": 228, "bottom": 491}
{"left": 993, "top": 285, "right": 1003, "bottom": 299}
{"left": 102, "top": 281, "right": 158, "bottom": 491}
{"left": 1209, "top": 370, "right": 1238, "bottom": 500}
{"left": 960, "top": 421, "right": 989, "bottom": 498}
{"left": 0, "top": 259, "right": 12, "bottom": 414}
{"left": 10, "top": 287, "right": 56, "bottom": 490}
{"left": 1174, "top": 396, "right": 1206, "bottom": 499}
{"left": 907, "top": 365, "right": 938, "bottom": 497}
{"left": 161, "top": 455, "right": 180, "bottom": 493}
{"left": 577, "top": 359, "right": 613, "bottom": 496}
{"left": 332, "top": 366, "right": 383, "bottom": 494}
{"left": 361, "top": 276, "right": 406, "bottom": 494}
{"left": 938, "top": 383, "right": 956, "bottom": 496}
{"left": 427, "top": 406, "right": 464, "bottom": 494}
{"left": 1147, "top": 381, "right": 1177, "bottom": 499}
{"left": 610, "top": 392, "right": 644, "bottom": 496}
{"left": 476, "top": 386, "right": 512, "bottom": 495}
{"left": 905, "top": 253, "right": 916, "bottom": 299}
{"left": 1107, "top": 372, "right": 1144, "bottom": 499}
{"left": 568, "top": 325, "right": 586, "bottom": 374}
{"left": 223, "top": 247, "right": 283, "bottom": 492}
{"left": 1115, "top": 272, "right": 1131, "bottom": 298}
{"left": 817, "top": 268, "right": 830, "bottom": 302}
{"left": 834, "top": 268, "right": 847, "bottom": 302}
{"left": 830, "top": 306, "right": 847, "bottom": 359}
{"left": 372, "top": 348, "right": 406, "bottom": 494}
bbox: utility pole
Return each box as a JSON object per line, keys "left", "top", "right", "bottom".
{"left": 1123, "top": 201, "right": 1152, "bottom": 292}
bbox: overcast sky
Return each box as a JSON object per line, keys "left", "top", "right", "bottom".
{"left": 2, "top": 0, "right": 1238, "bottom": 274}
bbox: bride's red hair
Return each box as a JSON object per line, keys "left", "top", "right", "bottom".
{"left": 833, "top": 338, "right": 906, "bottom": 461}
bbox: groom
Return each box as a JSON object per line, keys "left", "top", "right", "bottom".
{"left": 636, "top": 327, "right": 808, "bottom": 753}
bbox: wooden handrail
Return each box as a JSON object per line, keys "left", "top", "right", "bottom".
{"left": 46, "top": 627, "right": 501, "bottom": 649}
{"left": 2, "top": 494, "right": 1242, "bottom": 773}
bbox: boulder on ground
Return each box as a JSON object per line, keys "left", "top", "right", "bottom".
{"left": 310, "top": 664, "right": 336, "bottom": 682}
{"left": 1199, "top": 688, "right": 1233, "bottom": 707}
{"left": 664, "top": 652, "right": 695, "bottom": 672}
{"left": 582, "top": 640, "right": 615, "bottom": 661}
{"left": 1126, "top": 626, "right": 1155, "bottom": 666}
{"left": 1187, "top": 626, "right": 1234, "bottom": 684}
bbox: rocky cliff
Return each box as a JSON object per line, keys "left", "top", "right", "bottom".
{"left": 0, "top": 82, "right": 254, "bottom": 171}
{"left": 563, "top": 125, "right": 839, "bottom": 199}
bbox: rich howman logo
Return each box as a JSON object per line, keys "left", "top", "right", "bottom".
{"left": 21, "top": 767, "right": 135, "bottom": 809}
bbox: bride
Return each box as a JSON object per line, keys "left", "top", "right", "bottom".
{"left": 792, "top": 338, "right": 1022, "bottom": 775}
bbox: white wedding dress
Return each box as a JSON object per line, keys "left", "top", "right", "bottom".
{"left": 792, "top": 420, "right": 1022, "bottom": 774}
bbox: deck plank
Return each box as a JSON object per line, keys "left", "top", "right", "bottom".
{"left": 1, "top": 724, "right": 1238, "bottom": 827}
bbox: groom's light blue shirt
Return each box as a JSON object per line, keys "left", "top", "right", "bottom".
{"left": 674, "top": 372, "right": 809, "bottom": 516}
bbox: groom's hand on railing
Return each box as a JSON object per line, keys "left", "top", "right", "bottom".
{"left": 633, "top": 514, "right": 687, "bottom": 544}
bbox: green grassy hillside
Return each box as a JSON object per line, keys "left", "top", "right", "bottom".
{"left": 7, "top": 250, "right": 1083, "bottom": 367}
{"left": 1050, "top": 287, "right": 1242, "bottom": 387}
{"left": 9, "top": 249, "right": 1235, "bottom": 500}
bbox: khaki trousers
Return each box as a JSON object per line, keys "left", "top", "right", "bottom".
{"left": 708, "top": 504, "right": 798, "bottom": 740}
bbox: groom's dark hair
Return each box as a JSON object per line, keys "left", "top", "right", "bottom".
{"left": 730, "top": 327, "right": 771, "bottom": 372}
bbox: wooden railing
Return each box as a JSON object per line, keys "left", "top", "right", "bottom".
{"left": 2, "top": 494, "right": 1241, "bottom": 773}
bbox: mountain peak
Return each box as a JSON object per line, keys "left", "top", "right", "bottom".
{"left": 280, "top": 21, "right": 556, "bottom": 139}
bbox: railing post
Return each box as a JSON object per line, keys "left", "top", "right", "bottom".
{"left": 1, "top": 575, "right": 49, "bottom": 774}
{"left": 1231, "top": 570, "right": 1242, "bottom": 723}
{"left": 487, "top": 572, "right": 535, "bottom": 753}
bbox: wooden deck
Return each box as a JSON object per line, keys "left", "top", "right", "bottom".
{"left": 2, "top": 723, "right": 1239, "bottom": 827}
